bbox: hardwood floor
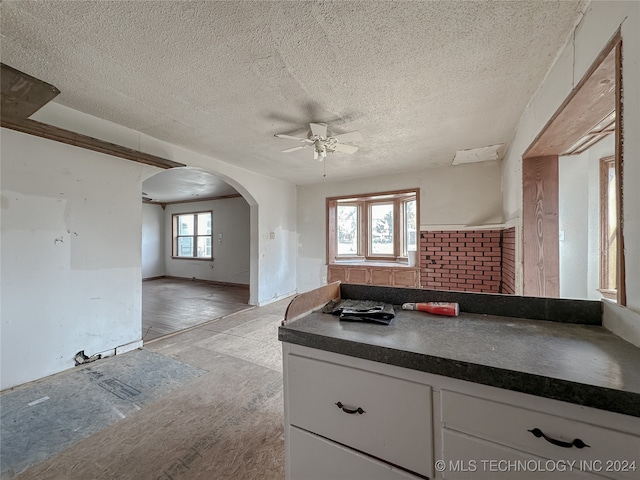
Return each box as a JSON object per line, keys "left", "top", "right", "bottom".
{"left": 142, "top": 277, "right": 251, "bottom": 341}
{"left": 9, "top": 296, "right": 292, "bottom": 480}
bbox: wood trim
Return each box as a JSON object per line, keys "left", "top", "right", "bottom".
{"left": 1, "top": 117, "right": 185, "bottom": 170}
{"left": 599, "top": 156, "right": 615, "bottom": 294}
{"left": 523, "top": 31, "right": 621, "bottom": 159}
{"left": 522, "top": 156, "right": 559, "bottom": 297}
{"left": 283, "top": 281, "right": 341, "bottom": 325}
{"left": 144, "top": 194, "right": 242, "bottom": 206}
{"left": 163, "top": 275, "right": 249, "bottom": 289}
{"left": 615, "top": 39, "right": 626, "bottom": 306}
{"left": 325, "top": 188, "right": 419, "bottom": 203}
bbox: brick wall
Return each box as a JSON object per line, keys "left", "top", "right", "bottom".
{"left": 501, "top": 227, "right": 516, "bottom": 294}
{"left": 419, "top": 230, "right": 503, "bottom": 293}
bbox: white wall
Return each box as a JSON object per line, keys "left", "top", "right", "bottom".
{"left": 142, "top": 203, "right": 165, "bottom": 279}
{"left": 1, "top": 128, "right": 160, "bottom": 390}
{"left": 32, "top": 103, "right": 298, "bottom": 306}
{"left": 164, "top": 197, "right": 250, "bottom": 284}
{"left": 296, "top": 161, "right": 503, "bottom": 293}
{"left": 502, "top": 1, "right": 640, "bottom": 316}
{"left": 559, "top": 136, "right": 614, "bottom": 300}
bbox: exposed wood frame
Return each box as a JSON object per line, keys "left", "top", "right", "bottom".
{"left": 2, "top": 117, "right": 185, "bottom": 170}
{"left": 522, "top": 31, "right": 625, "bottom": 304}
{"left": 524, "top": 32, "right": 619, "bottom": 159}
{"left": 599, "top": 156, "right": 617, "bottom": 300}
{"left": 614, "top": 39, "right": 626, "bottom": 305}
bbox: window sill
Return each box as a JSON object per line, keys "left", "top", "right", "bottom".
{"left": 330, "top": 259, "right": 414, "bottom": 268}
{"left": 171, "top": 256, "right": 214, "bottom": 261}
{"left": 598, "top": 288, "right": 617, "bottom": 301}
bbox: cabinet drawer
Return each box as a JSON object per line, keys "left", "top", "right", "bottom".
{"left": 441, "top": 429, "right": 604, "bottom": 479}
{"left": 289, "top": 426, "right": 421, "bottom": 480}
{"left": 287, "top": 355, "right": 432, "bottom": 477}
{"left": 441, "top": 390, "right": 640, "bottom": 480}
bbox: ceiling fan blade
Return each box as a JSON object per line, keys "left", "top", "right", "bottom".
{"left": 310, "top": 123, "right": 327, "bottom": 138}
{"left": 275, "top": 134, "right": 310, "bottom": 142}
{"left": 332, "top": 130, "right": 363, "bottom": 143}
{"left": 282, "top": 145, "right": 309, "bottom": 153}
{"left": 332, "top": 143, "right": 359, "bottom": 154}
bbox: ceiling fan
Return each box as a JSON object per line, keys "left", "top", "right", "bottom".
{"left": 275, "top": 123, "right": 363, "bottom": 161}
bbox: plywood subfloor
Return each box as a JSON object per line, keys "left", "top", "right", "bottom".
{"left": 142, "top": 277, "right": 251, "bottom": 341}
{"left": 6, "top": 296, "right": 292, "bottom": 480}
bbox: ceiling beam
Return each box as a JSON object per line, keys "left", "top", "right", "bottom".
{"left": 1, "top": 63, "right": 185, "bottom": 170}
{"left": 2, "top": 117, "right": 185, "bottom": 170}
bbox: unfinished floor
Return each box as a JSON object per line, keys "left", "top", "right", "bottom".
{"left": 2, "top": 296, "right": 291, "bottom": 480}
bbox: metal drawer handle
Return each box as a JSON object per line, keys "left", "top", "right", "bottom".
{"left": 528, "top": 428, "right": 590, "bottom": 449}
{"left": 335, "top": 401, "right": 365, "bottom": 415}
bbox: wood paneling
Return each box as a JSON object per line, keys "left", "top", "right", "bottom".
{"left": 284, "top": 281, "right": 341, "bottom": 324}
{"left": 327, "top": 265, "right": 420, "bottom": 288}
{"left": 522, "top": 156, "right": 559, "bottom": 297}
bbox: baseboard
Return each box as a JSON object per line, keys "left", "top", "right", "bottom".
{"left": 163, "top": 275, "right": 250, "bottom": 289}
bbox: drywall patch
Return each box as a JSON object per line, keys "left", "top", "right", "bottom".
{"left": 452, "top": 144, "right": 504, "bottom": 165}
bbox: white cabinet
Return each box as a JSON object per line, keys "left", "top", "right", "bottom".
{"left": 289, "top": 426, "right": 421, "bottom": 480}
{"left": 283, "top": 344, "right": 640, "bottom": 480}
{"left": 440, "top": 390, "right": 639, "bottom": 480}
{"left": 287, "top": 354, "right": 432, "bottom": 477}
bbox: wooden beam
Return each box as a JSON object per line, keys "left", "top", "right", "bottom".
{"left": 143, "top": 194, "right": 242, "bottom": 206}
{"left": 1, "top": 63, "right": 60, "bottom": 120}
{"left": 1, "top": 117, "right": 185, "bottom": 170}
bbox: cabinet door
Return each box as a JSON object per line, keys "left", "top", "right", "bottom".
{"left": 289, "top": 426, "right": 421, "bottom": 480}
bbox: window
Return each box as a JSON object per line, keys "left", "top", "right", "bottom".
{"left": 328, "top": 189, "right": 418, "bottom": 262}
{"left": 172, "top": 211, "right": 212, "bottom": 259}
{"left": 599, "top": 156, "right": 617, "bottom": 299}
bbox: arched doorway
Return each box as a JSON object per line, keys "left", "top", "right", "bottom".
{"left": 140, "top": 167, "right": 258, "bottom": 340}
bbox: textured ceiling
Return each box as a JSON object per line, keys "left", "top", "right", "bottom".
{"left": 1, "top": 0, "right": 585, "bottom": 188}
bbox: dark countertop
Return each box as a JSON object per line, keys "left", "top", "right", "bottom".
{"left": 279, "top": 308, "right": 640, "bottom": 417}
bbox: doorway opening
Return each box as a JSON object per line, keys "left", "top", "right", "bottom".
{"left": 521, "top": 32, "right": 625, "bottom": 304}
{"left": 141, "top": 168, "right": 253, "bottom": 340}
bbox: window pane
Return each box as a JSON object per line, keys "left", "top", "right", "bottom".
{"left": 178, "top": 215, "right": 194, "bottom": 235}
{"left": 198, "top": 213, "right": 212, "bottom": 235}
{"left": 197, "top": 236, "right": 211, "bottom": 258}
{"left": 405, "top": 199, "right": 417, "bottom": 253}
{"left": 337, "top": 205, "right": 358, "bottom": 255}
{"left": 370, "top": 203, "right": 394, "bottom": 255}
{"left": 177, "top": 237, "right": 193, "bottom": 257}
